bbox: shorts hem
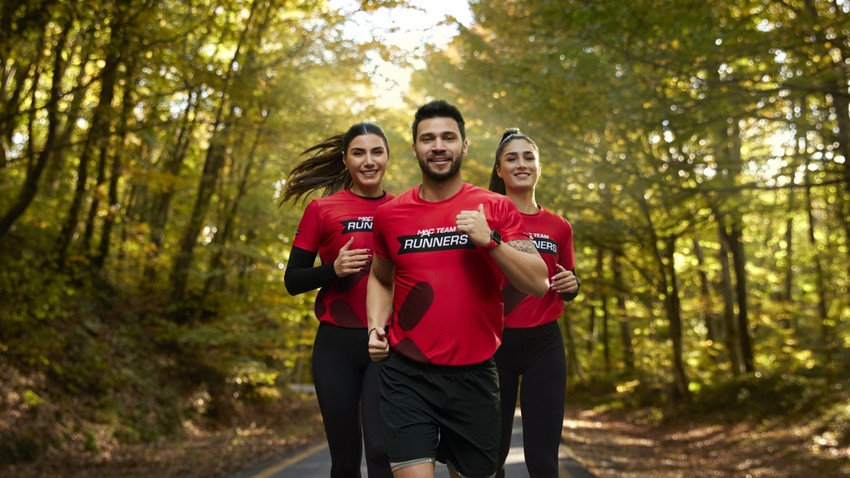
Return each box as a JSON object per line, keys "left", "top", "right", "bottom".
{"left": 389, "top": 457, "right": 436, "bottom": 472}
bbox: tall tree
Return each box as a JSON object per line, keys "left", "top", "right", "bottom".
{"left": 54, "top": 5, "right": 125, "bottom": 269}
{"left": 0, "top": 12, "right": 73, "bottom": 240}
{"left": 169, "top": 0, "right": 262, "bottom": 310}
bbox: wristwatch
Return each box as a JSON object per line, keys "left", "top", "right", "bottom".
{"left": 483, "top": 229, "right": 502, "bottom": 252}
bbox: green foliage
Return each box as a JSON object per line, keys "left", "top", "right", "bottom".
{"left": 688, "top": 372, "right": 832, "bottom": 420}
{"left": 0, "top": 0, "right": 424, "bottom": 464}
{"left": 412, "top": 0, "right": 850, "bottom": 402}
{"left": 1, "top": 0, "right": 848, "bottom": 467}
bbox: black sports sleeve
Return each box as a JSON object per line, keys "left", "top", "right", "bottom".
{"left": 284, "top": 246, "right": 338, "bottom": 295}
{"left": 560, "top": 269, "right": 581, "bottom": 302}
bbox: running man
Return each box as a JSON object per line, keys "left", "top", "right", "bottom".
{"left": 366, "top": 100, "right": 549, "bottom": 478}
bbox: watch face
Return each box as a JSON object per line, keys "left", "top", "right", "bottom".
{"left": 491, "top": 230, "right": 502, "bottom": 244}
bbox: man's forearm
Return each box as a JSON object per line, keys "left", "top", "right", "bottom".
{"left": 366, "top": 260, "right": 394, "bottom": 361}
{"left": 366, "top": 265, "right": 394, "bottom": 330}
{"left": 491, "top": 239, "right": 549, "bottom": 297}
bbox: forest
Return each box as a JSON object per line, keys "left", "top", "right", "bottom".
{"left": 1, "top": 0, "right": 848, "bottom": 474}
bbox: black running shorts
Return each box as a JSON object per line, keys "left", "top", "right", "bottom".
{"left": 379, "top": 350, "right": 501, "bottom": 478}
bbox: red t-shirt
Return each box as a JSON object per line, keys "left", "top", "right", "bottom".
{"left": 502, "top": 207, "right": 576, "bottom": 328}
{"left": 293, "top": 189, "right": 395, "bottom": 328}
{"left": 372, "top": 182, "right": 529, "bottom": 365}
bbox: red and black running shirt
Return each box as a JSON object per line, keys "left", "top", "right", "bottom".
{"left": 293, "top": 189, "right": 395, "bottom": 328}
{"left": 502, "top": 207, "right": 575, "bottom": 328}
{"left": 372, "top": 182, "right": 529, "bottom": 365}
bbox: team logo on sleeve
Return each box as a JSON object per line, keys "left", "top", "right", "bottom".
{"left": 531, "top": 233, "right": 558, "bottom": 255}
{"left": 396, "top": 227, "right": 474, "bottom": 254}
{"left": 340, "top": 216, "right": 373, "bottom": 233}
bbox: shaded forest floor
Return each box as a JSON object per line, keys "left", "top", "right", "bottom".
{"left": 561, "top": 374, "right": 850, "bottom": 477}
{"left": 562, "top": 405, "right": 850, "bottom": 477}
{"left": 3, "top": 385, "right": 849, "bottom": 478}
{"left": 0, "top": 395, "right": 327, "bottom": 478}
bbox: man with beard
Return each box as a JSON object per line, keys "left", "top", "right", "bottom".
{"left": 366, "top": 99, "right": 549, "bottom": 478}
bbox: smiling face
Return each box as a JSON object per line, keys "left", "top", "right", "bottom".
{"left": 413, "top": 117, "right": 468, "bottom": 182}
{"left": 343, "top": 133, "right": 388, "bottom": 197}
{"left": 496, "top": 138, "right": 541, "bottom": 192}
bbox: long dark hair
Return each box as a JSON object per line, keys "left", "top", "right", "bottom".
{"left": 488, "top": 128, "right": 538, "bottom": 194}
{"left": 281, "top": 122, "right": 389, "bottom": 205}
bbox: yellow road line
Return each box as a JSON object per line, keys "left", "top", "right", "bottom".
{"left": 249, "top": 441, "right": 327, "bottom": 478}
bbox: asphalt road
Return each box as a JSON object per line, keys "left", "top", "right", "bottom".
{"left": 228, "top": 410, "right": 595, "bottom": 478}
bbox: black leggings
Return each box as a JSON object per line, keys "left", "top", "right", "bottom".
{"left": 493, "top": 321, "right": 566, "bottom": 478}
{"left": 312, "top": 322, "right": 392, "bottom": 478}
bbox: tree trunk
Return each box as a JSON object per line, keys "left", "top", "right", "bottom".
{"left": 727, "top": 221, "right": 754, "bottom": 374}
{"left": 0, "top": 17, "right": 70, "bottom": 241}
{"left": 693, "top": 239, "right": 720, "bottom": 365}
{"left": 781, "top": 107, "right": 803, "bottom": 331}
{"left": 598, "top": 247, "right": 610, "bottom": 374}
{"left": 782, "top": 212, "right": 795, "bottom": 332}
{"left": 199, "top": 120, "right": 267, "bottom": 314}
{"left": 717, "top": 223, "right": 743, "bottom": 375}
{"left": 638, "top": 196, "right": 690, "bottom": 402}
{"left": 236, "top": 228, "right": 257, "bottom": 298}
{"left": 169, "top": 0, "right": 259, "bottom": 312}
{"left": 81, "top": 27, "right": 125, "bottom": 254}
{"left": 94, "top": 63, "right": 136, "bottom": 269}
{"left": 586, "top": 247, "right": 603, "bottom": 354}
{"left": 663, "top": 236, "right": 690, "bottom": 402}
{"left": 804, "top": 153, "right": 833, "bottom": 360}
{"left": 602, "top": 291, "right": 610, "bottom": 375}
{"left": 692, "top": 240, "right": 715, "bottom": 341}
{"left": 0, "top": 31, "right": 44, "bottom": 168}
{"left": 44, "top": 50, "right": 89, "bottom": 195}
{"left": 82, "top": 138, "right": 109, "bottom": 253}
{"left": 169, "top": 139, "right": 226, "bottom": 310}
{"left": 54, "top": 46, "right": 119, "bottom": 270}
{"left": 801, "top": 0, "right": 850, "bottom": 263}
{"left": 611, "top": 252, "right": 634, "bottom": 374}
{"left": 830, "top": 93, "right": 850, "bottom": 263}
{"left": 711, "top": 117, "right": 754, "bottom": 374}
{"left": 142, "top": 89, "right": 199, "bottom": 284}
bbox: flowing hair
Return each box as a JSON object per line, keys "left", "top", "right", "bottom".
{"left": 280, "top": 122, "right": 389, "bottom": 205}
{"left": 488, "top": 127, "right": 537, "bottom": 194}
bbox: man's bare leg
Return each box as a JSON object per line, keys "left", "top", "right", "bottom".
{"left": 393, "top": 462, "right": 435, "bottom": 478}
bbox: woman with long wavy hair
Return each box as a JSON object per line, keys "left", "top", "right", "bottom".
{"left": 283, "top": 122, "right": 394, "bottom": 477}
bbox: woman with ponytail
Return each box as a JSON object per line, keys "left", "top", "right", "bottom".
{"left": 489, "top": 128, "right": 580, "bottom": 478}
{"left": 283, "top": 122, "right": 394, "bottom": 477}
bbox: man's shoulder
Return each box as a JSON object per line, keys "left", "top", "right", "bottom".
{"left": 375, "top": 186, "right": 418, "bottom": 216}
{"left": 460, "top": 182, "right": 489, "bottom": 194}
{"left": 460, "top": 182, "right": 506, "bottom": 201}
{"left": 382, "top": 186, "right": 418, "bottom": 205}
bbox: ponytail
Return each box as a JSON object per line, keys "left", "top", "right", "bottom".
{"left": 488, "top": 127, "right": 524, "bottom": 194}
